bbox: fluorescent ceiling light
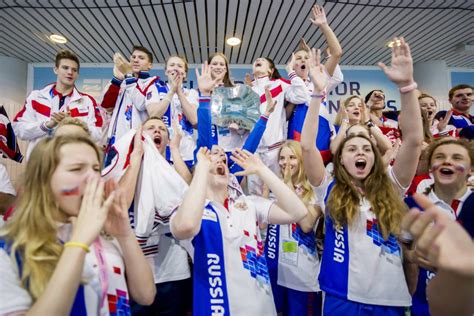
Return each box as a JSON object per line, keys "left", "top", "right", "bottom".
{"left": 226, "top": 37, "right": 241, "bottom": 46}
{"left": 49, "top": 34, "right": 68, "bottom": 44}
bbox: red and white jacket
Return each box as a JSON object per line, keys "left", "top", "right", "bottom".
{"left": 13, "top": 83, "right": 103, "bottom": 157}
{"left": 251, "top": 71, "right": 308, "bottom": 150}
{"left": 101, "top": 73, "right": 158, "bottom": 142}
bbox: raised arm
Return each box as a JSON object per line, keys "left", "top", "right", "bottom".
{"left": 171, "top": 148, "right": 211, "bottom": 240}
{"left": 117, "top": 129, "right": 143, "bottom": 208}
{"left": 379, "top": 37, "right": 423, "bottom": 188}
{"left": 194, "top": 62, "right": 220, "bottom": 153}
{"left": 231, "top": 149, "right": 307, "bottom": 224}
{"left": 169, "top": 118, "right": 192, "bottom": 184}
{"left": 310, "top": 5, "right": 343, "bottom": 76}
{"left": 103, "top": 183, "right": 155, "bottom": 306}
{"left": 282, "top": 165, "right": 322, "bottom": 233}
{"left": 300, "top": 48, "right": 328, "bottom": 187}
{"left": 176, "top": 84, "right": 198, "bottom": 126}
{"left": 146, "top": 73, "right": 178, "bottom": 118}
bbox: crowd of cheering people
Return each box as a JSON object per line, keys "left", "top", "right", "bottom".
{"left": 0, "top": 4, "right": 473, "bottom": 316}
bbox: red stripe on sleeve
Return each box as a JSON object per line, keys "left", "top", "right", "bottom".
{"left": 259, "top": 85, "right": 283, "bottom": 104}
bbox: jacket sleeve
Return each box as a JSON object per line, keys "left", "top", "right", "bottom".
{"left": 100, "top": 77, "right": 122, "bottom": 110}
{"left": 285, "top": 71, "right": 310, "bottom": 105}
{"left": 82, "top": 95, "right": 104, "bottom": 143}
{"left": 230, "top": 115, "right": 268, "bottom": 181}
{"left": 12, "top": 92, "right": 50, "bottom": 141}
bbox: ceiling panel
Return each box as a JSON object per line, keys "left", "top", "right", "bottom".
{"left": 0, "top": 0, "right": 472, "bottom": 67}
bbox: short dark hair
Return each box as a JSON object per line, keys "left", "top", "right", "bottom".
{"left": 55, "top": 50, "right": 80, "bottom": 70}
{"left": 364, "top": 90, "right": 384, "bottom": 104}
{"left": 449, "top": 84, "right": 473, "bottom": 100}
{"left": 132, "top": 45, "right": 153, "bottom": 63}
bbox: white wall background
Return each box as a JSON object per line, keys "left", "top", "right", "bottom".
{"left": 0, "top": 56, "right": 28, "bottom": 189}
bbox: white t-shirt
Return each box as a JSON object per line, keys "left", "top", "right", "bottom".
{"left": 171, "top": 195, "right": 277, "bottom": 316}
{"left": 316, "top": 167, "right": 412, "bottom": 306}
{"left": 267, "top": 186, "right": 322, "bottom": 292}
{"left": 0, "top": 225, "right": 130, "bottom": 315}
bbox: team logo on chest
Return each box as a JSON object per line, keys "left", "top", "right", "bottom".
{"left": 239, "top": 228, "right": 271, "bottom": 292}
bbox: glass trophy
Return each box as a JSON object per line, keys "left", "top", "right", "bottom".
{"left": 211, "top": 84, "right": 261, "bottom": 131}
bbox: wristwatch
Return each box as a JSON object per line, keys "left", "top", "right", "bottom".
{"left": 365, "top": 121, "right": 375, "bottom": 128}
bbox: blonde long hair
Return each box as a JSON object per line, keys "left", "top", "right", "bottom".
{"left": 334, "top": 96, "right": 366, "bottom": 126}
{"left": 0, "top": 135, "right": 101, "bottom": 301}
{"left": 326, "top": 134, "right": 406, "bottom": 239}
{"left": 278, "top": 140, "right": 315, "bottom": 205}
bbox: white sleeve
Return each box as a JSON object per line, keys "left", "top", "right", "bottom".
{"left": 325, "top": 64, "right": 343, "bottom": 94}
{"left": 0, "top": 250, "right": 32, "bottom": 314}
{"left": 0, "top": 164, "right": 16, "bottom": 196}
{"left": 12, "top": 92, "right": 48, "bottom": 141}
{"left": 388, "top": 165, "right": 409, "bottom": 196}
{"left": 144, "top": 82, "right": 166, "bottom": 109}
{"left": 284, "top": 73, "right": 310, "bottom": 105}
{"left": 311, "top": 169, "right": 333, "bottom": 215}
{"left": 246, "top": 195, "right": 274, "bottom": 225}
{"left": 186, "top": 89, "right": 199, "bottom": 106}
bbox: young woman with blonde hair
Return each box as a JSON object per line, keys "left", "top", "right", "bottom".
{"left": 331, "top": 95, "right": 392, "bottom": 155}
{"left": 0, "top": 135, "right": 155, "bottom": 315}
{"left": 265, "top": 139, "right": 324, "bottom": 315}
{"left": 301, "top": 38, "right": 423, "bottom": 315}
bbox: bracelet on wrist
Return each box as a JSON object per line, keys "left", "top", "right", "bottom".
{"left": 399, "top": 81, "right": 417, "bottom": 93}
{"left": 342, "top": 118, "right": 349, "bottom": 124}
{"left": 311, "top": 94, "right": 324, "bottom": 99}
{"left": 64, "top": 241, "right": 90, "bottom": 253}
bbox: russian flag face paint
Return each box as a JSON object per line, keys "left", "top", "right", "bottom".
{"left": 61, "top": 186, "right": 80, "bottom": 196}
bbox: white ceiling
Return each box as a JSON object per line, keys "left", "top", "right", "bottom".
{"left": 1, "top": 0, "right": 473, "bottom": 67}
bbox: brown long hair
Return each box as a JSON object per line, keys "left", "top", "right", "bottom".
{"left": 0, "top": 135, "right": 102, "bottom": 301}
{"left": 208, "top": 52, "right": 234, "bottom": 87}
{"left": 327, "top": 134, "right": 406, "bottom": 239}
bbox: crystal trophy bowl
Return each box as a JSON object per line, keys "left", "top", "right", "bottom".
{"left": 211, "top": 84, "right": 261, "bottom": 130}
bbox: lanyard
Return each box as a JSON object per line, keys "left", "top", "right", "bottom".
{"left": 93, "top": 237, "right": 109, "bottom": 308}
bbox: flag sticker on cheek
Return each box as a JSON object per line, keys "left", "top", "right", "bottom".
{"left": 61, "top": 186, "right": 80, "bottom": 196}
{"left": 454, "top": 164, "right": 466, "bottom": 173}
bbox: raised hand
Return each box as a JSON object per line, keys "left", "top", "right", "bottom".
{"left": 264, "top": 85, "right": 277, "bottom": 117}
{"left": 338, "top": 102, "right": 349, "bottom": 122}
{"left": 69, "top": 176, "right": 115, "bottom": 246}
{"left": 286, "top": 53, "right": 296, "bottom": 73}
{"left": 196, "top": 147, "right": 212, "bottom": 170}
{"left": 231, "top": 149, "right": 266, "bottom": 177}
{"left": 244, "top": 73, "right": 254, "bottom": 87}
{"left": 436, "top": 110, "right": 452, "bottom": 132}
{"left": 168, "top": 70, "right": 183, "bottom": 93}
{"left": 195, "top": 61, "right": 220, "bottom": 96}
{"left": 283, "top": 165, "right": 293, "bottom": 187}
{"left": 131, "top": 127, "right": 144, "bottom": 160}
{"left": 401, "top": 193, "right": 474, "bottom": 276}
{"left": 378, "top": 37, "right": 414, "bottom": 87}
{"left": 46, "top": 112, "right": 69, "bottom": 129}
{"left": 114, "top": 52, "right": 132, "bottom": 76}
{"left": 309, "top": 4, "right": 328, "bottom": 27}
{"left": 104, "top": 180, "right": 134, "bottom": 238}
{"left": 308, "top": 48, "right": 328, "bottom": 93}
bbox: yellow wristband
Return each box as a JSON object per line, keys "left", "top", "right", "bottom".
{"left": 64, "top": 241, "right": 90, "bottom": 253}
